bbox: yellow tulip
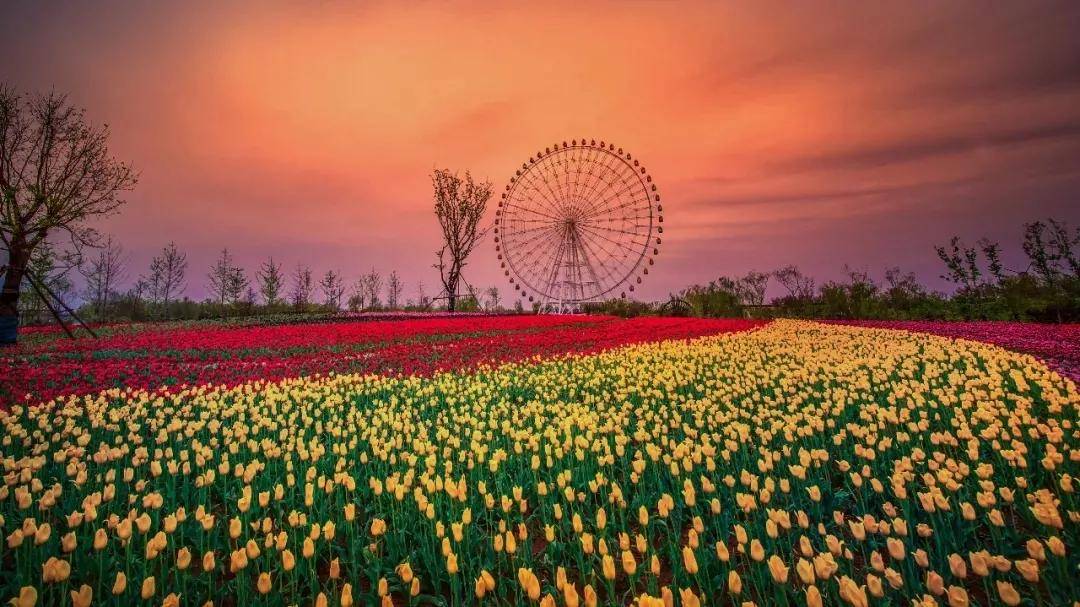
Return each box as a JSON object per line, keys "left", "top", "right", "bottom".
{"left": 796, "top": 558, "right": 815, "bottom": 584}
{"left": 996, "top": 581, "right": 1021, "bottom": 606}
{"left": 584, "top": 584, "right": 598, "bottom": 607}
{"left": 946, "top": 585, "right": 969, "bottom": 607}
{"left": 679, "top": 587, "right": 700, "bottom": 607}
{"left": 60, "top": 532, "right": 76, "bottom": 553}
{"left": 749, "top": 539, "right": 765, "bottom": 562}
{"left": 93, "top": 528, "right": 108, "bottom": 550}
{"left": 602, "top": 554, "right": 616, "bottom": 580}
{"left": 10, "top": 586, "right": 37, "bottom": 607}
{"left": 370, "top": 518, "right": 387, "bottom": 536}
{"left": 728, "top": 570, "right": 742, "bottom": 594}
{"left": 33, "top": 523, "right": 51, "bottom": 545}
{"left": 682, "top": 546, "right": 699, "bottom": 574}
{"left": 947, "top": 554, "right": 967, "bottom": 578}
{"left": 518, "top": 568, "right": 541, "bottom": 601}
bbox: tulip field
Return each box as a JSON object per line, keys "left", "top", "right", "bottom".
{"left": 832, "top": 320, "right": 1080, "bottom": 384}
{"left": 1, "top": 316, "right": 1078, "bottom": 607}
{"left": 1, "top": 315, "right": 760, "bottom": 405}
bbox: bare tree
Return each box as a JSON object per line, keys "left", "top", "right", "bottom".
{"left": 361, "top": 267, "right": 382, "bottom": 310}
{"left": 207, "top": 248, "right": 246, "bottom": 307}
{"left": 416, "top": 281, "right": 430, "bottom": 310}
{"left": 486, "top": 286, "right": 500, "bottom": 311}
{"left": 1023, "top": 219, "right": 1079, "bottom": 285}
{"left": 291, "top": 264, "right": 313, "bottom": 311}
{"left": 978, "top": 238, "right": 1006, "bottom": 284}
{"left": 146, "top": 242, "right": 186, "bottom": 317}
{"left": 257, "top": 257, "right": 284, "bottom": 306}
{"left": 18, "top": 241, "right": 76, "bottom": 324}
{"left": 347, "top": 280, "right": 365, "bottom": 312}
{"left": 320, "top": 270, "right": 345, "bottom": 310}
{"left": 229, "top": 266, "right": 248, "bottom": 305}
{"left": 80, "top": 235, "right": 126, "bottom": 320}
{"left": 465, "top": 283, "right": 480, "bottom": 310}
{"left": 935, "top": 236, "right": 982, "bottom": 291}
{"left": 735, "top": 271, "right": 769, "bottom": 306}
{"left": 386, "top": 270, "right": 402, "bottom": 310}
{"left": 0, "top": 86, "right": 138, "bottom": 342}
{"left": 773, "top": 265, "right": 815, "bottom": 300}
{"left": 1047, "top": 218, "right": 1079, "bottom": 277}
{"left": 128, "top": 276, "right": 149, "bottom": 320}
{"left": 432, "top": 168, "right": 492, "bottom": 312}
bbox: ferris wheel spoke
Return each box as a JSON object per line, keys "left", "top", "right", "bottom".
{"left": 577, "top": 147, "right": 609, "bottom": 203}
{"left": 506, "top": 223, "right": 558, "bottom": 254}
{"left": 576, "top": 222, "right": 648, "bottom": 259}
{"left": 504, "top": 202, "right": 565, "bottom": 224}
{"left": 508, "top": 179, "right": 564, "bottom": 219}
{"left": 538, "top": 233, "right": 568, "bottom": 299}
{"left": 510, "top": 227, "right": 563, "bottom": 265}
{"left": 512, "top": 157, "right": 570, "bottom": 219}
{"left": 575, "top": 158, "right": 629, "bottom": 219}
{"left": 541, "top": 158, "right": 573, "bottom": 216}
{"left": 574, "top": 231, "right": 621, "bottom": 294}
{"left": 516, "top": 172, "right": 567, "bottom": 218}
{"left": 578, "top": 221, "right": 651, "bottom": 239}
{"left": 579, "top": 181, "right": 642, "bottom": 222}
{"left": 584, "top": 229, "right": 633, "bottom": 275}
{"left": 565, "top": 147, "right": 592, "bottom": 215}
{"left": 503, "top": 222, "right": 562, "bottom": 241}
{"left": 516, "top": 229, "right": 564, "bottom": 267}
{"left": 562, "top": 228, "right": 601, "bottom": 299}
{"left": 576, "top": 222, "right": 629, "bottom": 277}
{"left": 581, "top": 191, "right": 650, "bottom": 223}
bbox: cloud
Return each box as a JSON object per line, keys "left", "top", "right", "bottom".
{"left": 774, "top": 122, "right": 1080, "bottom": 173}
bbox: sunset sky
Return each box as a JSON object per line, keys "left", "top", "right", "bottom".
{"left": 3, "top": 1, "right": 1079, "bottom": 302}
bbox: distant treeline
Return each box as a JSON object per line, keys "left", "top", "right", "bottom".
{"left": 585, "top": 217, "right": 1080, "bottom": 322}
{"left": 18, "top": 243, "right": 513, "bottom": 326}
{"left": 18, "top": 216, "right": 1078, "bottom": 325}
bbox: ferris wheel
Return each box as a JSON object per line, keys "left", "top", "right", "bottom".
{"left": 493, "top": 139, "right": 663, "bottom": 311}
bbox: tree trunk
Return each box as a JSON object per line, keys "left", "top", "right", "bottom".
{"left": 0, "top": 245, "right": 28, "bottom": 345}
{"left": 446, "top": 274, "right": 458, "bottom": 312}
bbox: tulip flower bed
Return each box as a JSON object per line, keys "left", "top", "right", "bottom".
{"left": 832, "top": 320, "right": 1080, "bottom": 383}
{"left": 1, "top": 315, "right": 763, "bottom": 405}
{"left": 1, "top": 320, "right": 1076, "bottom": 606}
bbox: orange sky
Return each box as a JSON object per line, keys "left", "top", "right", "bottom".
{"left": 3, "top": 1, "right": 1079, "bottom": 302}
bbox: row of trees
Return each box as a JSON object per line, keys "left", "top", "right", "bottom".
{"left": 32, "top": 238, "right": 507, "bottom": 323}
{"left": 588, "top": 217, "right": 1077, "bottom": 322}
{"left": 0, "top": 84, "right": 501, "bottom": 341}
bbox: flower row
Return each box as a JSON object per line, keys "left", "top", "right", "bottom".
{"left": 2, "top": 316, "right": 763, "bottom": 405}
{"left": 0, "top": 321, "right": 1075, "bottom": 606}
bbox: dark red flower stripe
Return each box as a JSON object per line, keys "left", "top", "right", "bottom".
{"left": 3, "top": 316, "right": 765, "bottom": 405}
{"left": 20, "top": 314, "right": 602, "bottom": 354}
{"left": 827, "top": 320, "right": 1080, "bottom": 383}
